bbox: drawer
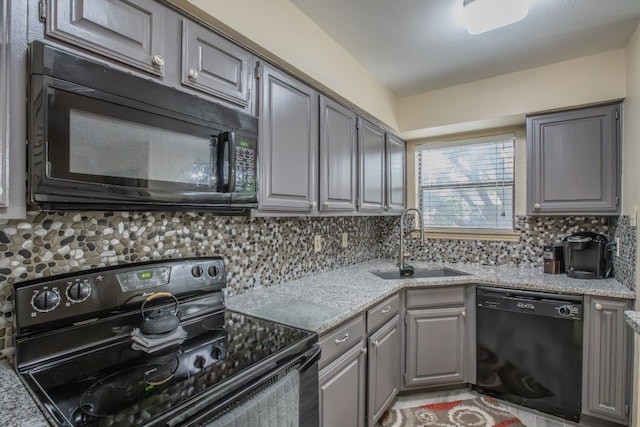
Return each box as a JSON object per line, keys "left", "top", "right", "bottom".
{"left": 367, "top": 294, "right": 400, "bottom": 334}
{"left": 406, "top": 286, "right": 465, "bottom": 309}
{"left": 318, "top": 314, "right": 365, "bottom": 370}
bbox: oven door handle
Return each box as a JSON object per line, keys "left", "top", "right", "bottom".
{"left": 297, "top": 344, "right": 321, "bottom": 374}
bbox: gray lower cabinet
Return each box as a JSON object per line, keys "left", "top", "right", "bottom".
{"left": 259, "top": 63, "right": 319, "bottom": 212}
{"left": 385, "top": 134, "right": 406, "bottom": 214}
{"left": 526, "top": 103, "right": 620, "bottom": 215}
{"left": 319, "top": 96, "right": 357, "bottom": 213}
{"left": 582, "top": 296, "right": 631, "bottom": 424}
{"left": 367, "top": 315, "right": 401, "bottom": 426}
{"left": 43, "top": 0, "right": 167, "bottom": 76}
{"left": 318, "top": 315, "right": 367, "bottom": 427}
{"left": 181, "top": 19, "right": 253, "bottom": 109}
{"left": 404, "top": 287, "right": 466, "bottom": 388}
{"left": 358, "top": 118, "right": 385, "bottom": 213}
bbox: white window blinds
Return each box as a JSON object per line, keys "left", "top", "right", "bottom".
{"left": 416, "top": 134, "right": 515, "bottom": 230}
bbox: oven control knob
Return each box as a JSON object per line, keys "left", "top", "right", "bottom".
{"left": 194, "top": 355, "right": 206, "bottom": 370}
{"left": 32, "top": 290, "right": 61, "bottom": 312}
{"left": 211, "top": 346, "right": 222, "bottom": 360}
{"left": 66, "top": 281, "right": 91, "bottom": 302}
{"left": 191, "top": 265, "right": 204, "bottom": 278}
{"left": 208, "top": 265, "right": 220, "bottom": 278}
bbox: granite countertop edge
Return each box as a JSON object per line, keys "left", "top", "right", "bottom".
{"left": 624, "top": 310, "right": 640, "bottom": 334}
{"left": 227, "top": 259, "right": 636, "bottom": 334}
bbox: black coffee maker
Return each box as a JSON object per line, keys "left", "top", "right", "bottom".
{"left": 562, "top": 231, "right": 611, "bottom": 279}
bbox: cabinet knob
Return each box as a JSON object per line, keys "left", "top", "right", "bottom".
{"left": 322, "top": 201, "right": 329, "bottom": 209}
{"left": 461, "top": 311, "right": 466, "bottom": 317}
{"left": 188, "top": 69, "right": 199, "bottom": 80}
{"left": 334, "top": 333, "right": 349, "bottom": 344}
{"left": 384, "top": 205, "right": 389, "bottom": 211}
{"left": 373, "top": 340, "right": 379, "bottom": 347}
{"left": 534, "top": 203, "right": 541, "bottom": 211}
{"left": 360, "top": 347, "right": 367, "bottom": 355}
{"left": 310, "top": 201, "right": 317, "bottom": 209}
{"left": 595, "top": 303, "right": 603, "bottom": 311}
{"left": 152, "top": 55, "right": 165, "bottom": 66}
{"left": 381, "top": 306, "right": 391, "bottom": 314}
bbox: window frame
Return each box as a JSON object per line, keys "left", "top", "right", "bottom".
{"left": 414, "top": 132, "right": 517, "bottom": 239}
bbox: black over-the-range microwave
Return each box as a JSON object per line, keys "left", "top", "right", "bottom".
{"left": 28, "top": 41, "right": 258, "bottom": 213}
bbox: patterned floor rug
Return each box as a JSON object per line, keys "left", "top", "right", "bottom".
{"left": 378, "top": 396, "right": 527, "bottom": 427}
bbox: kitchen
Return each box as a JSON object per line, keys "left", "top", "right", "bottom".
{"left": 1, "top": 0, "right": 640, "bottom": 426}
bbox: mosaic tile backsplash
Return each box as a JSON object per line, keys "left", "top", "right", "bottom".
{"left": 0, "top": 211, "right": 636, "bottom": 359}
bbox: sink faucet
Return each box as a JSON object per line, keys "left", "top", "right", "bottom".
{"left": 399, "top": 208, "right": 425, "bottom": 276}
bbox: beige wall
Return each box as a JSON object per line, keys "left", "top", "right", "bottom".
{"left": 398, "top": 49, "right": 626, "bottom": 139}
{"left": 184, "top": 0, "right": 399, "bottom": 130}
{"left": 624, "top": 22, "right": 640, "bottom": 427}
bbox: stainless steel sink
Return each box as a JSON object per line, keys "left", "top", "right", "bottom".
{"left": 371, "top": 268, "right": 470, "bottom": 280}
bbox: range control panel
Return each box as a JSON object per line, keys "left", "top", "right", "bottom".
{"left": 14, "top": 257, "right": 226, "bottom": 332}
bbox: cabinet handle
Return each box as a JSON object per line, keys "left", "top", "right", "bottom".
{"left": 310, "top": 201, "right": 317, "bottom": 209}
{"left": 334, "top": 333, "right": 349, "bottom": 344}
{"left": 461, "top": 311, "right": 466, "bottom": 317}
{"left": 381, "top": 306, "right": 391, "bottom": 314}
{"left": 360, "top": 347, "right": 367, "bottom": 355}
{"left": 384, "top": 205, "right": 389, "bottom": 211}
{"left": 152, "top": 55, "right": 165, "bottom": 66}
{"left": 595, "top": 303, "right": 603, "bottom": 311}
{"left": 373, "top": 340, "right": 379, "bottom": 347}
{"left": 534, "top": 203, "right": 541, "bottom": 211}
{"left": 188, "top": 69, "right": 199, "bottom": 80}
{"left": 322, "top": 201, "right": 329, "bottom": 209}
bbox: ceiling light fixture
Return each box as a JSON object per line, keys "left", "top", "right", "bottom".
{"left": 462, "top": 0, "right": 529, "bottom": 35}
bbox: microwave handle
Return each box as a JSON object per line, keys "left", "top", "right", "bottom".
{"left": 218, "top": 131, "right": 236, "bottom": 193}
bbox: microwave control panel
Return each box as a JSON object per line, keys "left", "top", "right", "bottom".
{"left": 234, "top": 140, "right": 256, "bottom": 193}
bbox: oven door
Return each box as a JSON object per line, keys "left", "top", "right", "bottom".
{"left": 29, "top": 74, "right": 234, "bottom": 210}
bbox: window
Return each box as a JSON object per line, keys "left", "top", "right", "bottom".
{"left": 416, "top": 133, "right": 515, "bottom": 231}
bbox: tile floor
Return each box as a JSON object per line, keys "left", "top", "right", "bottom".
{"left": 390, "top": 389, "right": 581, "bottom": 427}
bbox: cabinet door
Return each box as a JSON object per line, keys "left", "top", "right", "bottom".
{"left": 405, "top": 307, "right": 465, "bottom": 388}
{"left": 358, "top": 118, "right": 385, "bottom": 213}
{"left": 368, "top": 315, "right": 401, "bottom": 427}
{"left": 385, "top": 134, "right": 406, "bottom": 213}
{"left": 319, "top": 96, "right": 357, "bottom": 213}
{"left": 526, "top": 103, "right": 620, "bottom": 215}
{"left": 0, "top": 0, "right": 8, "bottom": 207}
{"left": 259, "top": 63, "right": 318, "bottom": 212}
{"left": 181, "top": 20, "right": 252, "bottom": 110}
{"left": 582, "top": 296, "right": 630, "bottom": 424}
{"left": 45, "top": 0, "right": 166, "bottom": 76}
{"left": 319, "top": 343, "right": 366, "bottom": 427}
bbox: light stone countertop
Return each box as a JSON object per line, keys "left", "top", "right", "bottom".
{"left": 227, "top": 259, "right": 636, "bottom": 334}
{"left": 624, "top": 310, "right": 640, "bottom": 334}
{"left": 0, "top": 362, "right": 50, "bottom": 426}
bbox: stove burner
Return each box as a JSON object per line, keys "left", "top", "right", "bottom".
{"left": 80, "top": 357, "right": 181, "bottom": 418}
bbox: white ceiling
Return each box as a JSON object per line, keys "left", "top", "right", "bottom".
{"left": 290, "top": 0, "right": 640, "bottom": 97}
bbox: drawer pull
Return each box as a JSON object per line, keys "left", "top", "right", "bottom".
{"left": 381, "top": 306, "right": 392, "bottom": 314}
{"left": 152, "top": 54, "right": 165, "bottom": 66}
{"left": 334, "top": 333, "right": 349, "bottom": 344}
{"left": 595, "top": 303, "right": 603, "bottom": 311}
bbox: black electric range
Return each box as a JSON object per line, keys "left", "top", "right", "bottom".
{"left": 13, "top": 257, "right": 320, "bottom": 426}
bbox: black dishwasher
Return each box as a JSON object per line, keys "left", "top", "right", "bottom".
{"left": 475, "top": 286, "right": 583, "bottom": 422}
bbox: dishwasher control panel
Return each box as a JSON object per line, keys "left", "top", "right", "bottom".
{"left": 476, "top": 288, "right": 582, "bottom": 320}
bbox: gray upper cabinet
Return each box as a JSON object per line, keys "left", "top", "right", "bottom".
{"left": 44, "top": 0, "right": 166, "bottom": 76}
{"left": 526, "top": 103, "right": 620, "bottom": 215}
{"left": 358, "top": 118, "right": 385, "bottom": 213}
{"left": 181, "top": 20, "right": 252, "bottom": 109}
{"left": 259, "top": 63, "right": 319, "bottom": 212}
{"left": 582, "top": 296, "right": 631, "bottom": 424}
{"left": 385, "top": 133, "right": 406, "bottom": 213}
{"left": 367, "top": 315, "right": 401, "bottom": 427}
{"left": 319, "top": 96, "right": 357, "bottom": 213}
{"left": 0, "top": 0, "right": 8, "bottom": 207}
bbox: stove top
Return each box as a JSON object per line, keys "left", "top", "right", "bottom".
{"left": 13, "top": 257, "right": 317, "bottom": 426}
